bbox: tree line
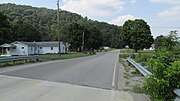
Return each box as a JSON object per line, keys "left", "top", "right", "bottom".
{"left": 0, "top": 3, "right": 157, "bottom": 52}
{"left": 0, "top": 3, "right": 121, "bottom": 51}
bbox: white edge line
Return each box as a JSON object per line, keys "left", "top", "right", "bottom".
{"left": 112, "top": 51, "right": 119, "bottom": 90}
{"left": 111, "top": 50, "right": 120, "bottom": 101}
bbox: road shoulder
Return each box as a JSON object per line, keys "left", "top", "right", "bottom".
{"left": 118, "top": 58, "right": 151, "bottom": 101}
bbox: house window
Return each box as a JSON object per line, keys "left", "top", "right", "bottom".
{"left": 51, "top": 47, "right": 53, "bottom": 50}
{"left": 31, "top": 47, "right": 33, "bottom": 51}
{"left": 22, "top": 47, "right": 24, "bottom": 49}
{"left": 40, "top": 47, "right": 42, "bottom": 49}
{"left": 13, "top": 47, "right": 16, "bottom": 49}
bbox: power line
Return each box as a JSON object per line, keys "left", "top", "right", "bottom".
{"left": 151, "top": 26, "right": 180, "bottom": 29}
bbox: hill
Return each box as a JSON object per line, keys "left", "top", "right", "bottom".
{"left": 0, "top": 3, "right": 121, "bottom": 48}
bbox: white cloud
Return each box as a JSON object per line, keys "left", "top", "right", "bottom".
{"left": 131, "top": 0, "right": 137, "bottom": 4}
{"left": 159, "top": 6, "right": 180, "bottom": 17}
{"left": 61, "top": 0, "right": 124, "bottom": 17}
{"left": 109, "top": 15, "right": 137, "bottom": 26}
{"left": 150, "top": 0, "right": 180, "bottom": 4}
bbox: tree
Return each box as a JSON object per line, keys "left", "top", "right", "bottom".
{"left": 86, "top": 27, "right": 103, "bottom": 50}
{"left": 62, "top": 23, "right": 103, "bottom": 51}
{"left": 10, "top": 23, "right": 41, "bottom": 42}
{"left": 0, "top": 3, "right": 121, "bottom": 48}
{"left": 120, "top": 19, "right": 154, "bottom": 52}
{"left": 63, "top": 23, "right": 87, "bottom": 51}
{"left": 154, "top": 31, "right": 180, "bottom": 51}
{"left": 0, "top": 12, "right": 11, "bottom": 45}
{"left": 154, "top": 35, "right": 166, "bottom": 50}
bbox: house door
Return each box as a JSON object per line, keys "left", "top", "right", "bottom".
{"left": 34, "top": 47, "right": 39, "bottom": 54}
{"left": 6, "top": 48, "right": 10, "bottom": 55}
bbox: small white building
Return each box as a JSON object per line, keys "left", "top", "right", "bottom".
{"left": 0, "top": 41, "right": 67, "bottom": 56}
{"left": 103, "top": 46, "right": 110, "bottom": 50}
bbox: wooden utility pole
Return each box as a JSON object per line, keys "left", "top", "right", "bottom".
{"left": 57, "top": 0, "right": 61, "bottom": 56}
{"left": 82, "top": 32, "right": 85, "bottom": 52}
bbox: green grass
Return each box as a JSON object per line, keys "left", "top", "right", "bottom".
{"left": 132, "top": 85, "right": 145, "bottom": 93}
{"left": 0, "top": 60, "right": 37, "bottom": 68}
{"left": 131, "top": 69, "right": 140, "bottom": 75}
{"left": 120, "top": 49, "right": 135, "bottom": 53}
{"left": 138, "top": 50, "right": 155, "bottom": 53}
{"left": 119, "top": 53, "right": 139, "bottom": 58}
{"left": 0, "top": 52, "right": 92, "bottom": 68}
{"left": 41, "top": 52, "right": 91, "bottom": 58}
{"left": 0, "top": 56, "right": 7, "bottom": 58}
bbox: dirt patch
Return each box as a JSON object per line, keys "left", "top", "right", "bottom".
{"left": 118, "top": 58, "right": 151, "bottom": 101}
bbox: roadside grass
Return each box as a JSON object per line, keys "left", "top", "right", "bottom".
{"left": 44, "top": 52, "right": 91, "bottom": 59}
{"left": 138, "top": 50, "right": 155, "bottom": 53}
{"left": 119, "top": 50, "right": 146, "bottom": 94}
{"left": 131, "top": 69, "right": 140, "bottom": 75}
{"left": 0, "top": 52, "right": 92, "bottom": 68}
{"left": 120, "top": 49, "right": 135, "bottom": 53}
{"left": 132, "top": 85, "right": 145, "bottom": 93}
{"left": 0, "top": 56, "right": 6, "bottom": 58}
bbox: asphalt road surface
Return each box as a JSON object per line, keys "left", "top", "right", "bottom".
{"left": 0, "top": 50, "right": 120, "bottom": 90}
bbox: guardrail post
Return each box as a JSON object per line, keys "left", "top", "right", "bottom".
{"left": 35, "top": 58, "right": 39, "bottom": 62}
{"left": 12, "top": 60, "right": 15, "bottom": 65}
{"left": 24, "top": 59, "right": 27, "bottom": 63}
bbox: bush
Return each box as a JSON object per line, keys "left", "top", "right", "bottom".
{"left": 144, "top": 50, "right": 180, "bottom": 101}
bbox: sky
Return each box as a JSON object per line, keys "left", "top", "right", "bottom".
{"left": 0, "top": 0, "right": 180, "bottom": 38}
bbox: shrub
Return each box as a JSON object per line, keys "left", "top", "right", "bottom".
{"left": 144, "top": 50, "right": 180, "bottom": 101}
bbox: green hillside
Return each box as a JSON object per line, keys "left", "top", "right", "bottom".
{"left": 0, "top": 3, "right": 121, "bottom": 48}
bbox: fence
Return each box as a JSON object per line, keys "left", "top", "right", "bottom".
{"left": 0, "top": 55, "right": 57, "bottom": 64}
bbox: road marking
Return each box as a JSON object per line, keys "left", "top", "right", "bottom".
{"left": 112, "top": 50, "right": 119, "bottom": 90}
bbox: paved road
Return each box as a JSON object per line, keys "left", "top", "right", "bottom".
{"left": 0, "top": 50, "right": 120, "bottom": 90}
{"left": 0, "top": 75, "right": 133, "bottom": 101}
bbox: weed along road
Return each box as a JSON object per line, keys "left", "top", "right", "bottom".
{"left": 0, "top": 50, "right": 133, "bottom": 101}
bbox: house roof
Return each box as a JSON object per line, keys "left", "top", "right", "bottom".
{"left": 21, "top": 41, "right": 64, "bottom": 47}
{"left": 36, "top": 42, "right": 60, "bottom": 47}
{"left": 21, "top": 42, "right": 36, "bottom": 47}
{"left": 0, "top": 43, "right": 16, "bottom": 48}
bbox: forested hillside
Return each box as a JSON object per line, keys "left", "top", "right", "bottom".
{"left": 0, "top": 3, "right": 121, "bottom": 49}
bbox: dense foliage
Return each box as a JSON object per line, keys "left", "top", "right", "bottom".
{"left": 61, "top": 23, "right": 103, "bottom": 51}
{"left": 0, "top": 3, "right": 121, "bottom": 50}
{"left": 120, "top": 19, "right": 154, "bottom": 52}
{"left": 155, "top": 31, "right": 180, "bottom": 51}
{"left": 144, "top": 50, "right": 180, "bottom": 101}
{"left": 0, "top": 12, "right": 11, "bottom": 45}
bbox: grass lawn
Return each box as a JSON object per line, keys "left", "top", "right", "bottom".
{"left": 44, "top": 52, "right": 92, "bottom": 59}
{"left": 120, "top": 49, "right": 156, "bottom": 65}
{"left": 0, "top": 52, "right": 92, "bottom": 68}
{"left": 120, "top": 49, "right": 135, "bottom": 53}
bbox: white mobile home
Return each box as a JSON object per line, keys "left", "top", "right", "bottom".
{"left": 0, "top": 41, "right": 67, "bottom": 56}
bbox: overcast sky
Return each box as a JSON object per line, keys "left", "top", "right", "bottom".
{"left": 0, "top": 0, "right": 180, "bottom": 38}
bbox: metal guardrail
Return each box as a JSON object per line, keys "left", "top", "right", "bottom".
{"left": 127, "top": 57, "right": 179, "bottom": 100}
{"left": 127, "top": 57, "right": 152, "bottom": 77}
{"left": 0, "top": 55, "right": 57, "bottom": 63}
{"left": 174, "top": 89, "right": 180, "bottom": 101}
